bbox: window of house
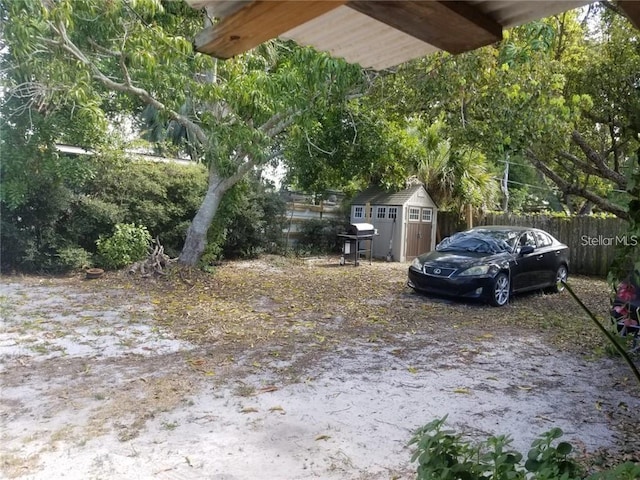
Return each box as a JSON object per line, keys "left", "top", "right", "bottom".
{"left": 408, "top": 207, "right": 420, "bottom": 221}
{"left": 422, "top": 208, "right": 432, "bottom": 223}
{"left": 377, "top": 207, "right": 386, "bottom": 219}
{"left": 388, "top": 207, "right": 398, "bottom": 220}
{"left": 354, "top": 206, "right": 363, "bottom": 219}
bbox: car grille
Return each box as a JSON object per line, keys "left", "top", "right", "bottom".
{"left": 423, "top": 266, "right": 456, "bottom": 277}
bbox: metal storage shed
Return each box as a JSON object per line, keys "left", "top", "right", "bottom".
{"left": 350, "top": 185, "right": 437, "bottom": 262}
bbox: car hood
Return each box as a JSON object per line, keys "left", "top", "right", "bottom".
{"left": 417, "top": 250, "right": 510, "bottom": 269}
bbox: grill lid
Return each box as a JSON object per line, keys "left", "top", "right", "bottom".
{"left": 346, "top": 223, "right": 375, "bottom": 236}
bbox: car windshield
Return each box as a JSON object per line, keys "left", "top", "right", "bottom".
{"left": 436, "top": 229, "right": 517, "bottom": 254}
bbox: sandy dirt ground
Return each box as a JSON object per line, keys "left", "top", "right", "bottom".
{"left": 1, "top": 260, "right": 639, "bottom": 479}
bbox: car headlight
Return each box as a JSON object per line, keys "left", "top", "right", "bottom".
{"left": 410, "top": 258, "right": 423, "bottom": 270}
{"left": 458, "top": 265, "right": 496, "bottom": 277}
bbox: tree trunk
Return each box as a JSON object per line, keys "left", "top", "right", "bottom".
{"left": 178, "top": 172, "right": 227, "bottom": 266}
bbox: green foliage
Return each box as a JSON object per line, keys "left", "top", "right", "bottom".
{"left": 285, "top": 105, "right": 500, "bottom": 214}
{"left": 284, "top": 102, "right": 417, "bottom": 194}
{"left": 0, "top": 146, "right": 208, "bottom": 272}
{"left": 1, "top": 0, "right": 369, "bottom": 265}
{"left": 608, "top": 151, "right": 640, "bottom": 287}
{"left": 96, "top": 223, "right": 151, "bottom": 269}
{"left": 588, "top": 463, "right": 640, "bottom": 480}
{"left": 295, "top": 218, "right": 350, "bottom": 255}
{"left": 368, "top": 10, "right": 638, "bottom": 218}
{"left": 524, "top": 428, "right": 582, "bottom": 479}
{"left": 201, "top": 176, "right": 288, "bottom": 263}
{"left": 499, "top": 21, "right": 556, "bottom": 67}
{"left": 410, "top": 418, "right": 639, "bottom": 480}
{"left": 410, "top": 417, "right": 489, "bottom": 479}
{"left": 0, "top": 142, "right": 97, "bottom": 272}
{"left": 3, "top": 0, "right": 636, "bottom": 267}
{"left": 220, "top": 179, "right": 287, "bottom": 259}
{"left": 412, "top": 118, "right": 500, "bottom": 214}
{"left": 55, "top": 246, "right": 93, "bottom": 271}
{"left": 83, "top": 155, "right": 208, "bottom": 257}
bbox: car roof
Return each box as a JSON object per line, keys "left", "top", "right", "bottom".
{"left": 468, "top": 226, "right": 563, "bottom": 243}
{"left": 470, "top": 225, "right": 544, "bottom": 233}
{"left": 441, "top": 225, "right": 566, "bottom": 250}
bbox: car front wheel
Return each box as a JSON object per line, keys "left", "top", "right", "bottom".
{"left": 490, "top": 272, "right": 510, "bottom": 307}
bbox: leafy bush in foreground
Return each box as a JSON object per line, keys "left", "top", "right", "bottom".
{"left": 96, "top": 223, "right": 151, "bottom": 269}
{"left": 410, "top": 417, "right": 640, "bottom": 480}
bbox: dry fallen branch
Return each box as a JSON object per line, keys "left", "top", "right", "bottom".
{"left": 129, "top": 239, "right": 176, "bottom": 277}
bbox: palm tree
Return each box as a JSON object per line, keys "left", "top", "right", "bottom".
{"left": 414, "top": 119, "right": 499, "bottom": 215}
{"left": 415, "top": 120, "right": 455, "bottom": 206}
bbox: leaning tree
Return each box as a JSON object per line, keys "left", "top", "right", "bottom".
{"left": 1, "top": 0, "right": 365, "bottom": 265}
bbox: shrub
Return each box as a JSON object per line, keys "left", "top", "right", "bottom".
{"left": 222, "top": 182, "right": 287, "bottom": 259}
{"left": 56, "top": 246, "right": 93, "bottom": 271}
{"left": 96, "top": 223, "right": 151, "bottom": 269}
{"left": 86, "top": 157, "right": 207, "bottom": 257}
{"left": 296, "top": 217, "right": 350, "bottom": 254}
{"left": 203, "top": 175, "right": 287, "bottom": 263}
{"left": 1, "top": 150, "right": 207, "bottom": 272}
{"left": 410, "top": 417, "right": 640, "bottom": 480}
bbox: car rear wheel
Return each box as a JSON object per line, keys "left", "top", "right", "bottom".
{"left": 550, "top": 265, "right": 568, "bottom": 293}
{"left": 490, "top": 273, "right": 510, "bottom": 307}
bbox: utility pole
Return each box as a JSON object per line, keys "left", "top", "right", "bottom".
{"left": 501, "top": 152, "right": 510, "bottom": 212}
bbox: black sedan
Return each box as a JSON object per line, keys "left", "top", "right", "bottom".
{"left": 407, "top": 226, "right": 570, "bottom": 306}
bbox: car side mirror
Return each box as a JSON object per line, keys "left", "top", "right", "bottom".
{"left": 519, "top": 245, "right": 534, "bottom": 256}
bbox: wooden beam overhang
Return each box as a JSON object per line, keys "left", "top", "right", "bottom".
{"left": 618, "top": 0, "right": 640, "bottom": 30}
{"left": 194, "top": 0, "right": 503, "bottom": 59}
{"left": 194, "top": 1, "right": 347, "bottom": 58}
{"left": 347, "top": 1, "right": 503, "bottom": 54}
{"left": 192, "top": 1, "right": 634, "bottom": 63}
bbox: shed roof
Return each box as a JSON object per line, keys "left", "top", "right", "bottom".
{"left": 185, "top": 1, "right": 640, "bottom": 70}
{"left": 351, "top": 185, "right": 428, "bottom": 206}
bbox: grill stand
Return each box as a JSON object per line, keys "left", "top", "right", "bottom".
{"left": 338, "top": 234, "right": 373, "bottom": 267}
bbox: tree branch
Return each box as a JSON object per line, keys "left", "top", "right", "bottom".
{"left": 47, "top": 20, "right": 210, "bottom": 147}
{"left": 526, "top": 149, "right": 628, "bottom": 219}
{"left": 259, "top": 110, "right": 298, "bottom": 138}
{"left": 557, "top": 150, "right": 601, "bottom": 177}
{"left": 571, "top": 130, "right": 627, "bottom": 188}
{"left": 599, "top": 0, "right": 625, "bottom": 18}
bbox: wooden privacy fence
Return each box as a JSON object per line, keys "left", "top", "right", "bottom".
{"left": 438, "top": 212, "right": 629, "bottom": 277}
{"left": 284, "top": 202, "right": 344, "bottom": 246}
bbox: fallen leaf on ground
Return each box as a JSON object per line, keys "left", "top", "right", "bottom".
{"left": 257, "top": 385, "right": 278, "bottom": 394}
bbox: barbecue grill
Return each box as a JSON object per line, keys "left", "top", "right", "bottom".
{"left": 338, "top": 223, "right": 375, "bottom": 266}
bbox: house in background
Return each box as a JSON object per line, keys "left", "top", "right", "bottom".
{"left": 350, "top": 185, "right": 438, "bottom": 262}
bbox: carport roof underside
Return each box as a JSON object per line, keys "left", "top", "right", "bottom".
{"left": 185, "top": 0, "right": 640, "bottom": 70}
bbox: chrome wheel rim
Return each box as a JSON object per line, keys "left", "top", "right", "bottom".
{"left": 556, "top": 266, "right": 567, "bottom": 291}
{"left": 494, "top": 275, "right": 510, "bottom": 305}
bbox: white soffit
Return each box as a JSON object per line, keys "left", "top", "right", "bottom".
{"left": 279, "top": 5, "right": 439, "bottom": 70}
{"left": 468, "top": 1, "right": 592, "bottom": 28}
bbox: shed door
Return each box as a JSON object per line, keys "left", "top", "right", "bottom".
{"left": 405, "top": 207, "right": 433, "bottom": 260}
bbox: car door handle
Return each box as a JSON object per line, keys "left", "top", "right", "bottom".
{"left": 555, "top": 251, "right": 561, "bottom": 255}
{"left": 537, "top": 255, "right": 544, "bottom": 260}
